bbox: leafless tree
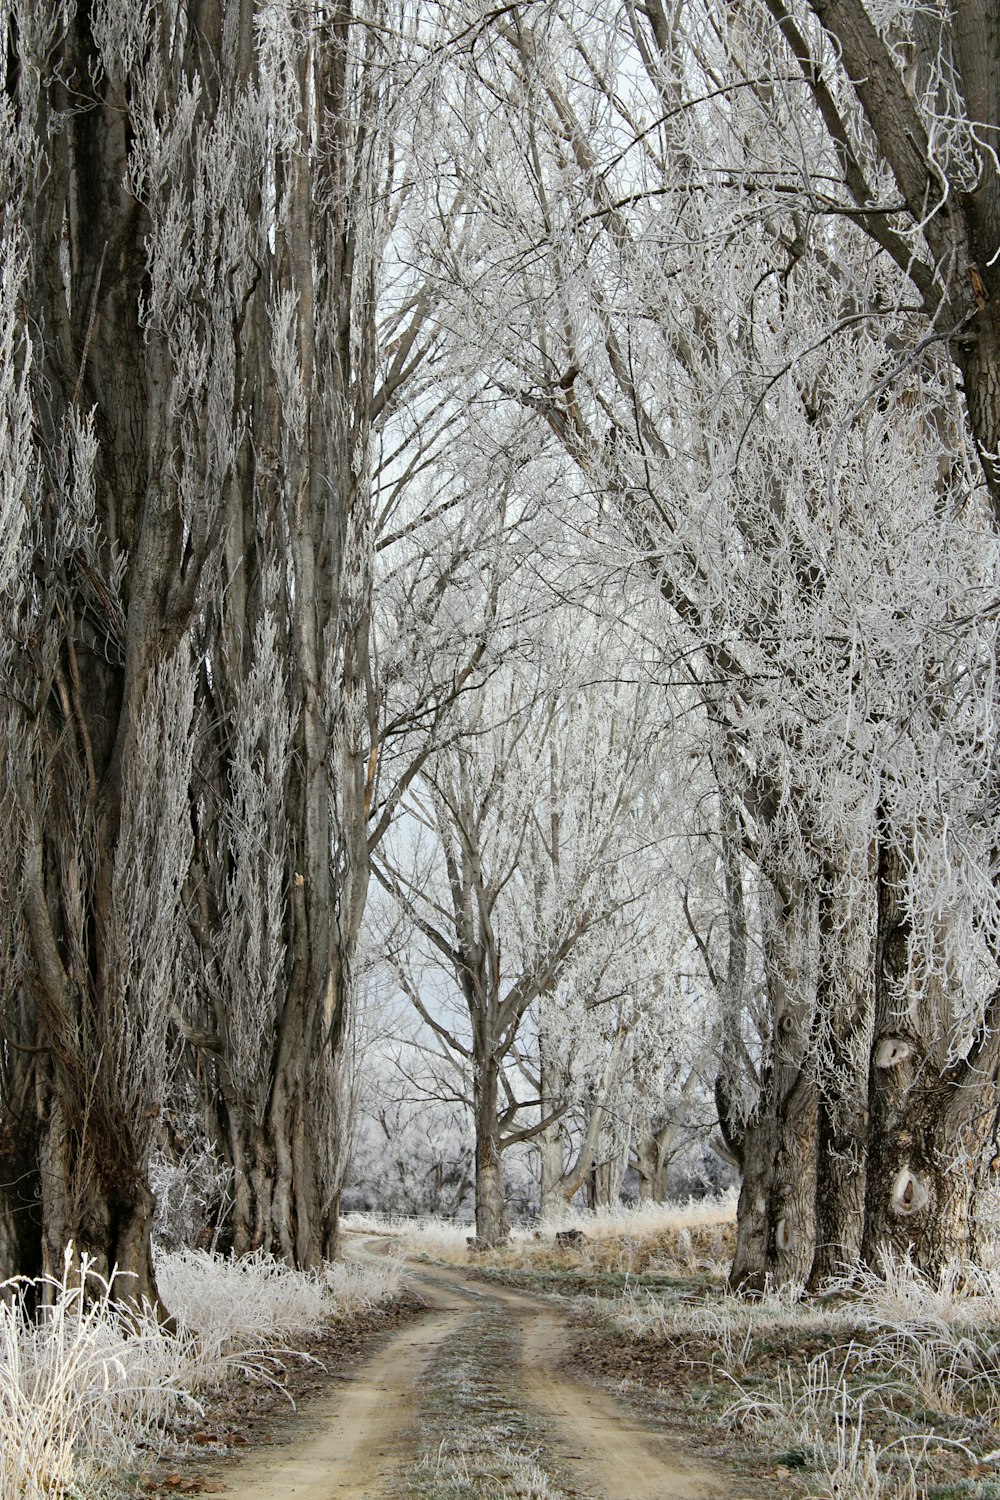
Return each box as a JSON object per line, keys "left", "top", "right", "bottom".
{"left": 425, "top": 0, "right": 1000, "bottom": 1285}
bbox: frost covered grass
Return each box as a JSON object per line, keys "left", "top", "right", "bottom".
{"left": 0, "top": 1260, "right": 191, "bottom": 1500}
{"left": 600, "top": 1249, "right": 1000, "bottom": 1499}
{"left": 0, "top": 1246, "right": 402, "bottom": 1500}
{"left": 407, "top": 1442, "right": 567, "bottom": 1499}
{"left": 404, "top": 1298, "right": 574, "bottom": 1500}
{"left": 160, "top": 1244, "right": 403, "bottom": 1345}
{"left": 609, "top": 1273, "right": 857, "bottom": 1349}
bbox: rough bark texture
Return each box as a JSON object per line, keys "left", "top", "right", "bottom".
{"left": 0, "top": 1, "right": 377, "bottom": 1290}
{"left": 728, "top": 878, "right": 818, "bottom": 1290}
{"left": 474, "top": 1058, "right": 510, "bottom": 1248}
{"left": 808, "top": 856, "right": 875, "bottom": 1289}
{"left": 729, "top": 1078, "right": 817, "bottom": 1291}
{"left": 0, "top": 8, "right": 207, "bottom": 1310}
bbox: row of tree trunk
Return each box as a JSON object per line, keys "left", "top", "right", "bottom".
{"left": 725, "top": 831, "right": 1000, "bottom": 1291}
{"left": 0, "top": 0, "right": 387, "bottom": 1309}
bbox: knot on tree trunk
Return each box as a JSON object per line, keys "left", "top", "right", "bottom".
{"left": 874, "top": 1037, "right": 913, "bottom": 1069}
{"left": 891, "top": 1166, "right": 929, "bottom": 1217}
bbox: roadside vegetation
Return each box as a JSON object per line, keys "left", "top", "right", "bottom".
{"left": 0, "top": 1249, "right": 402, "bottom": 1500}
{"left": 364, "top": 1200, "right": 1000, "bottom": 1500}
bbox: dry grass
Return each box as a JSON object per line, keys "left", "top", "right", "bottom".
{"left": 347, "top": 1195, "right": 737, "bottom": 1279}
{"left": 408, "top": 1442, "right": 567, "bottom": 1499}
{"left": 595, "top": 1248, "right": 1000, "bottom": 1499}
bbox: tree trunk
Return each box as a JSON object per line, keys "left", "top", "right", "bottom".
{"left": 634, "top": 1122, "right": 666, "bottom": 1204}
{"left": 729, "top": 1076, "right": 817, "bottom": 1290}
{"left": 729, "top": 875, "right": 818, "bottom": 1290}
{"left": 808, "top": 854, "right": 875, "bottom": 1288}
{"left": 36, "top": 1090, "right": 165, "bottom": 1316}
{"left": 474, "top": 1056, "right": 510, "bottom": 1247}
{"left": 0, "top": 0, "right": 268, "bottom": 1314}
{"left": 586, "top": 1160, "right": 609, "bottom": 1211}
{"left": 634, "top": 1073, "right": 700, "bottom": 1205}
{"left": 537, "top": 1122, "right": 567, "bottom": 1221}
{"left": 0, "top": 1073, "right": 41, "bottom": 1286}
{"left": 801, "top": 0, "right": 1000, "bottom": 520}
{"left": 536, "top": 1035, "right": 566, "bottom": 1219}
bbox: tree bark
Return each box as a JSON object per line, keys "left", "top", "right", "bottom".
{"left": 0, "top": 0, "right": 381, "bottom": 1300}
{"left": 808, "top": 854, "right": 875, "bottom": 1288}
{"left": 538, "top": 1043, "right": 567, "bottom": 1219}
{"left": 633, "top": 1074, "right": 700, "bottom": 1204}
{"left": 0, "top": 8, "right": 208, "bottom": 1311}
{"left": 474, "top": 1055, "right": 510, "bottom": 1247}
{"left": 634, "top": 1117, "right": 669, "bottom": 1204}
{"left": 729, "top": 875, "right": 817, "bottom": 1290}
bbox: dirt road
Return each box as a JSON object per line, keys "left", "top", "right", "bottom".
{"left": 218, "top": 1244, "right": 732, "bottom": 1500}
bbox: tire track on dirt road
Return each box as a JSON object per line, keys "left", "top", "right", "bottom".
{"left": 218, "top": 1240, "right": 732, "bottom": 1500}
{"left": 215, "top": 1295, "right": 463, "bottom": 1500}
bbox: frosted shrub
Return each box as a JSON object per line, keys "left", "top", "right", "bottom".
{"left": 150, "top": 1132, "right": 234, "bottom": 1252}
{"left": 159, "top": 1248, "right": 329, "bottom": 1347}
{"left": 321, "top": 1255, "right": 404, "bottom": 1315}
{"left": 159, "top": 1246, "right": 403, "bottom": 1347}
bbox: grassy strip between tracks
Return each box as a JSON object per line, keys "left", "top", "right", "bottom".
{"left": 404, "top": 1304, "right": 581, "bottom": 1500}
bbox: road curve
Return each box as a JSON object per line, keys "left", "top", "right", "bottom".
{"left": 217, "top": 1241, "right": 729, "bottom": 1500}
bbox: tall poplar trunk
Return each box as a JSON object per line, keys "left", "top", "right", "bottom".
{"left": 0, "top": 0, "right": 380, "bottom": 1295}
{"left": 808, "top": 854, "right": 875, "bottom": 1288}
{"left": 0, "top": 8, "right": 219, "bottom": 1309}
{"left": 800, "top": 0, "right": 1000, "bottom": 521}
{"left": 176, "top": 6, "right": 380, "bottom": 1269}
{"left": 729, "top": 875, "right": 817, "bottom": 1290}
